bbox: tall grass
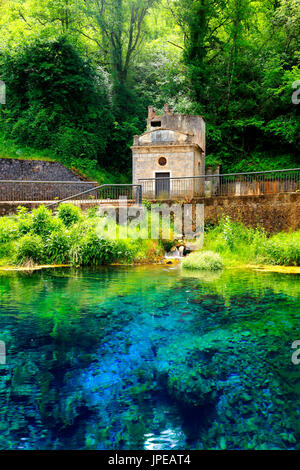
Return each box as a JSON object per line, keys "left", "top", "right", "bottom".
{"left": 0, "top": 209, "right": 298, "bottom": 268}
{"left": 182, "top": 251, "right": 224, "bottom": 271}
{"left": 0, "top": 204, "right": 166, "bottom": 267}
{"left": 203, "top": 216, "right": 300, "bottom": 266}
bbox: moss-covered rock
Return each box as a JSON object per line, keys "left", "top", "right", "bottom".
{"left": 156, "top": 329, "right": 296, "bottom": 449}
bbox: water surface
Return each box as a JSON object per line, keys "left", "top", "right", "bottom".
{"left": 0, "top": 265, "right": 299, "bottom": 450}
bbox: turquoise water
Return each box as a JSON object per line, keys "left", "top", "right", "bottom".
{"left": 0, "top": 265, "right": 299, "bottom": 450}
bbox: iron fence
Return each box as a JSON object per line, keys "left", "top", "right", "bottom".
{"left": 0, "top": 180, "right": 143, "bottom": 205}
{"left": 0, "top": 180, "right": 98, "bottom": 202}
{"left": 44, "top": 184, "right": 143, "bottom": 207}
{"left": 139, "top": 168, "right": 300, "bottom": 200}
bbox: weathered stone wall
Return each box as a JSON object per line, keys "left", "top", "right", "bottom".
{"left": 149, "top": 192, "right": 300, "bottom": 233}
{"left": 202, "top": 192, "right": 300, "bottom": 232}
{"left": 0, "top": 158, "right": 86, "bottom": 181}
{"left": 0, "top": 193, "right": 299, "bottom": 234}
{"left": 146, "top": 105, "right": 206, "bottom": 152}
{"left": 0, "top": 159, "right": 97, "bottom": 201}
{"left": 133, "top": 148, "right": 196, "bottom": 183}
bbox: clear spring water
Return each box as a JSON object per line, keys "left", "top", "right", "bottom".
{"left": 0, "top": 265, "right": 299, "bottom": 450}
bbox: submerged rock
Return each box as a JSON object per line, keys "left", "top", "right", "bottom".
{"left": 156, "top": 329, "right": 296, "bottom": 449}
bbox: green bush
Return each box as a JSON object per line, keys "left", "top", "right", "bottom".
{"left": 58, "top": 203, "right": 82, "bottom": 227}
{"left": 0, "top": 242, "right": 13, "bottom": 260}
{"left": 203, "top": 216, "right": 300, "bottom": 266}
{"left": 16, "top": 206, "right": 33, "bottom": 235}
{"left": 3, "top": 208, "right": 298, "bottom": 268}
{"left": 203, "top": 216, "right": 268, "bottom": 264}
{"left": 182, "top": 251, "right": 224, "bottom": 271}
{"left": 70, "top": 232, "right": 117, "bottom": 266}
{"left": 31, "top": 206, "right": 54, "bottom": 237}
{"left": 261, "top": 231, "right": 300, "bottom": 266}
{"left": 0, "top": 38, "right": 113, "bottom": 165}
{"left": 45, "top": 230, "right": 71, "bottom": 264}
{"left": 15, "top": 234, "right": 44, "bottom": 264}
{"left": 0, "top": 218, "right": 19, "bottom": 243}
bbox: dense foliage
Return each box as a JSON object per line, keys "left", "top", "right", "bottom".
{"left": 0, "top": 39, "right": 114, "bottom": 164}
{"left": 0, "top": 207, "right": 298, "bottom": 267}
{"left": 0, "top": 0, "right": 299, "bottom": 175}
{"left": 182, "top": 250, "right": 225, "bottom": 270}
{"left": 203, "top": 215, "right": 300, "bottom": 266}
{"left": 0, "top": 204, "right": 165, "bottom": 267}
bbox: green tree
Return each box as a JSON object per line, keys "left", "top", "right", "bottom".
{"left": 0, "top": 37, "right": 113, "bottom": 163}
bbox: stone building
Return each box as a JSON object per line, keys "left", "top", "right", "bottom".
{"left": 131, "top": 105, "right": 206, "bottom": 199}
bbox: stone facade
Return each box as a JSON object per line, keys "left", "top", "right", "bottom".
{"left": 132, "top": 105, "right": 206, "bottom": 198}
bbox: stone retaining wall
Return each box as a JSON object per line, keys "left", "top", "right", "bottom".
{"left": 149, "top": 192, "right": 300, "bottom": 233}
{"left": 0, "top": 192, "right": 299, "bottom": 234}
{"left": 0, "top": 158, "right": 97, "bottom": 201}
{"left": 0, "top": 158, "right": 85, "bottom": 181}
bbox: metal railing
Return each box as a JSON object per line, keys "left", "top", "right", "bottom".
{"left": 45, "top": 184, "right": 143, "bottom": 207}
{"left": 139, "top": 168, "right": 300, "bottom": 199}
{"left": 0, "top": 180, "right": 143, "bottom": 205}
{"left": 0, "top": 180, "right": 98, "bottom": 202}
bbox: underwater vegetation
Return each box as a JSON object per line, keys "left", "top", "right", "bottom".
{"left": 0, "top": 265, "right": 299, "bottom": 450}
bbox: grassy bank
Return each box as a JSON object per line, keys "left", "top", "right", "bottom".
{"left": 0, "top": 135, "right": 128, "bottom": 185}
{"left": 195, "top": 216, "right": 300, "bottom": 268}
{"left": 0, "top": 207, "right": 299, "bottom": 269}
{"left": 0, "top": 204, "right": 166, "bottom": 268}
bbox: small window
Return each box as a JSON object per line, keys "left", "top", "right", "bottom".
{"left": 158, "top": 156, "right": 167, "bottom": 166}
{"left": 151, "top": 121, "right": 161, "bottom": 127}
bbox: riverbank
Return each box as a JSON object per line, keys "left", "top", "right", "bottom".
{"left": 0, "top": 262, "right": 299, "bottom": 274}
{"left": 0, "top": 205, "right": 299, "bottom": 270}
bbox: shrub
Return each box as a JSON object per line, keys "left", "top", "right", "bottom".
{"left": 58, "top": 203, "right": 82, "bottom": 227}
{"left": 0, "top": 38, "right": 113, "bottom": 164}
{"left": 219, "top": 216, "right": 253, "bottom": 251}
{"left": 261, "top": 231, "right": 300, "bottom": 266}
{"left": 16, "top": 206, "right": 33, "bottom": 235}
{"left": 133, "top": 239, "right": 164, "bottom": 263}
{"left": 182, "top": 251, "right": 224, "bottom": 271}
{"left": 203, "top": 216, "right": 268, "bottom": 264}
{"left": 87, "top": 206, "right": 99, "bottom": 218}
{"left": 45, "top": 230, "right": 71, "bottom": 264}
{"left": 0, "top": 218, "right": 19, "bottom": 243}
{"left": 0, "top": 242, "right": 13, "bottom": 260}
{"left": 70, "top": 232, "right": 117, "bottom": 266}
{"left": 31, "top": 206, "right": 54, "bottom": 237}
{"left": 49, "top": 217, "right": 65, "bottom": 232}
{"left": 15, "top": 234, "right": 44, "bottom": 264}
